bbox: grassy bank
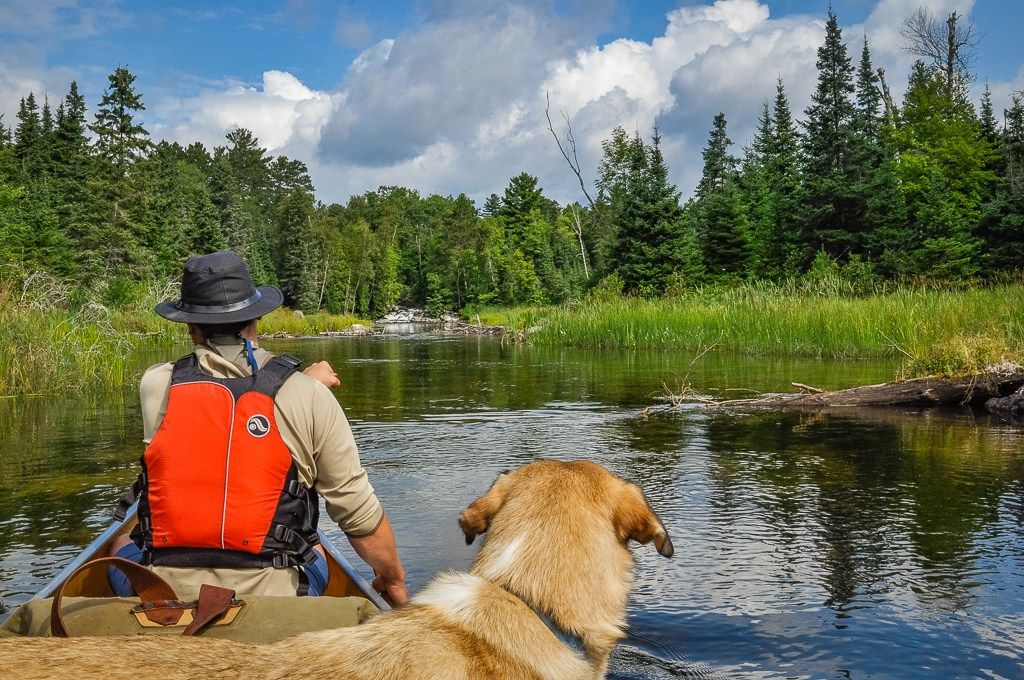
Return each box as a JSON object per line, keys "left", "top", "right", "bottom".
{"left": 472, "top": 281, "right": 1024, "bottom": 378}
{"left": 1, "top": 278, "right": 370, "bottom": 396}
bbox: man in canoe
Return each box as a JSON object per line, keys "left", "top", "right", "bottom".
{"left": 107, "top": 250, "right": 408, "bottom": 606}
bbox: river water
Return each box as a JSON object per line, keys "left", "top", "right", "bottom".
{"left": 1, "top": 334, "right": 1022, "bottom": 678}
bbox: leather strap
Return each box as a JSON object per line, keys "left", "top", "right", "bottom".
{"left": 51, "top": 556, "right": 178, "bottom": 637}
{"left": 181, "top": 584, "right": 236, "bottom": 637}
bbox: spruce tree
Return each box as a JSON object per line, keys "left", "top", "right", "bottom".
{"left": 744, "top": 102, "right": 778, "bottom": 278}
{"left": 0, "top": 115, "right": 13, "bottom": 180}
{"left": 498, "top": 172, "right": 560, "bottom": 300}
{"left": 979, "top": 84, "right": 1000, "bottom": 147}
{"left": 482, "top": 193, "right": 502, "bottom": 216}
{"left": 696, "top": 113, "right": 736, "bottom": 199}
{"left": 979, "top": 94, "right": 1024, "bottom": 272}
{"left": 277, "top": 188, "right": 319, "bottom": 310}
{"left": 800, "top": 9, "right": 860, "bottom": 261}
{"left": 693, "top": 113, "right": 749, "bottom": 279}
{"left": 14, "top": 93, "right": 43, "bottom": 178}
{"left": 611, "top": 128, "right": 687, "bottom": 293}
{"left": 853, "top": 38, "right": 882, "bottom": 142}
{"left": 851, "top": 36, "right": 908, "bottom": 271}
{"left": 53, "top": 81, "right": 90, "bottom": 177}
{"left": 91, "top": 66, "right": 151, "bottom": 173}
{"left": 768, "top": 79, "right": 804, "bottom": 275}
{"left": 741, "top": 80, "right": 807, "bottom": 280}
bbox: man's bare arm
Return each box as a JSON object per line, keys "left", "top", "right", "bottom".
{"left": 347, "top": 514, "right": 409, "bottom": 607}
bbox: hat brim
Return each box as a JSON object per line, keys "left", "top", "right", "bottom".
{"left": 155, "top": 285, "right": 284, "bottom": 324}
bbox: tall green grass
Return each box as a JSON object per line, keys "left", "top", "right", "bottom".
{"left": 474, "top": 281, "right": 1024, "bottom": 378}
{"left": 0, "top": 273, "right": 371, "bottom": 396}
{"left": 259, "top": 308, "right": 371, "bottom": 336}
{"left": 0, "top": 288, "right": 162, "bottom": 396}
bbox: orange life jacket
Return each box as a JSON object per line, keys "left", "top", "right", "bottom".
{"left": 129, "top": 354, "right": 319, "bottom": 570}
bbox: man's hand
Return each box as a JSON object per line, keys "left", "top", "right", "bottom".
{"left": 372, "top": 572, "right": 409, "bottom": 608}
{"left": 304, "top": 360, "right": 340, "bottom": 388}
{"left": 348, "top": 515, "right": 408, "bottom": 608}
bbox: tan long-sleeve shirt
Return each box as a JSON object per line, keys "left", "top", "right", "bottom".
{"left": 137, "top": 336, "right": 383, "bottom": 596}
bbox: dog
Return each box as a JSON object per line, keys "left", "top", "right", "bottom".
{"left": 1, "top": 460, "right": 673, "bottom": 679}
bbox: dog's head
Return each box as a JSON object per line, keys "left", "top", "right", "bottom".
{"left": 458, "top": 460, "right": 674, "bottom": 558}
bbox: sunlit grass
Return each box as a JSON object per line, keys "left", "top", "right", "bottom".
{"left": 259, "top": 308, "right": 371, "bottom": 336}
{"left": 0, "top": 274, "right": 370, "bottom": 396}
{"left": 472, "top": 282, "right": 1024, "bottom": 378}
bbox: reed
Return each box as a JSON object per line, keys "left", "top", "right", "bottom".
{"left": 0, "top": 274, "right": 370, "bottom": 396}
{"left": 475, "top": 282, "right": 1024, "bottom": 377}
{"left": 258, "top": 308, "right": 371, "bottom": 336}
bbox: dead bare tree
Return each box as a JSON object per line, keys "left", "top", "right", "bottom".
{"left": 900, "top": 7, "right": 981, "bottom": 96}
{"left": 545, "top": 91, "right": 600, "bottom": 211}
{"left": 876, "top": 68, "right": 897, "bottom": 126}
{"left": 567, "top": 203, "right": 589, "bottom": 280}
{"left": 545, "top": 90, "right": 613, "bottom": 279}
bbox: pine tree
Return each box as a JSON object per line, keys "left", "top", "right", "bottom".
{"left": 851, "top": 36, "right": 907, "bottom": 271}
{"left": 482, "top": 193, "right": 502, "bottom": 216}
{"left": 277, "top": 188, "right": 319, "bottom": 310}
{"left": 14, "top": 93, "right": 43, "bottom": 178}
{"left": 611, "top": 128, "right": 687, "bottom": 294}
{"left": 693, "top": 113, "right": 748, "bottom": 279}
{"left": 696, "top": 113, "right": 736, "bottom": 199}
{"left": 53, "top": 81, "right": 90, "bottom": 178}
{"left": 893, "top": 60, "right": 997, "bottom": 278}
{"left": 0, "top": 115, "right": 13, "bottom": 180}
{"left": 800, "top": 9, "right": 860, "bottom": 261}
{"left": 979, "top": 84, "right": 1000, "bottom": 147}
{"left": 979, "top": 94, "right": 1024, "bottom": 272}
{"left": 91, "top": 66, "right": 151, "bottom": 173}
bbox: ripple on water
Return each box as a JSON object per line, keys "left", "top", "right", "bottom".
{"left": 2, "top": 340, "right": 1024, "bottom": 679}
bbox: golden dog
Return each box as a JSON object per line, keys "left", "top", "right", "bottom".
{"left": 1, "top": 460, "right": 673, "bottom": 680}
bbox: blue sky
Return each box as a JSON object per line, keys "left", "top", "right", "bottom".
{"left": 2, "top": 1, "right": 1022, "bottom": 203}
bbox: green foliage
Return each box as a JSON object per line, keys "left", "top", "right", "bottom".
{"left": 892, "top": 61, "right": 997, "bottom": 278}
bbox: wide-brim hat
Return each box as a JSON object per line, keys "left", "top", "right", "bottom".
{"left": 156, "top": 250, "right": 283, "bottom": 324}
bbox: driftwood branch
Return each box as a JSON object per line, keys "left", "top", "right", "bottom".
{"left": 707, "top": 365, "right": 1024, "bottom": 412}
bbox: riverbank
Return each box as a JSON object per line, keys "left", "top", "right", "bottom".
{"left": 470, "top": 281, "right": 1024, "bottom": 378}
{"left": 0, "top": 293, "right": 371, "bottom": 396}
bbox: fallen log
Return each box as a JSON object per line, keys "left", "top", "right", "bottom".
{"left": 707, "top": 364, "right": 1024, "bottom": 412}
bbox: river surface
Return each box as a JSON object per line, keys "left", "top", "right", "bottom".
{"left": 1, "top": 334, "right": 1023, "bottom": 679}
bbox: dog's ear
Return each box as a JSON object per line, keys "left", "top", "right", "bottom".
{"left": 458, "top": 471, "right": 513, "bottom": 545}
{"left": 613, "top": 483, "right": 674, "bottom": 557}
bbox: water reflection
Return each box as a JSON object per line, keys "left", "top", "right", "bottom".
{"left": 0, "top": 336, "right": 1022, "bottom": 679}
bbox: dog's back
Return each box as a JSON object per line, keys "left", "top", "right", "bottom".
{"left": 0, "top": 461, "right": 672, "bottom": 680}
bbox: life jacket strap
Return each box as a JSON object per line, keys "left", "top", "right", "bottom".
{"left": 113, "top": 473, "right": 146, "bottom": 522}
{"left": 270, "top": 523, "right": 319, "bottom": 566}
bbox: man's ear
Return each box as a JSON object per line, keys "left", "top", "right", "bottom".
{"left": 458, "top": 471, "right": 513, "bottom": 545}
{"left": 613, "top": 483, "right": 674, "bottom": 557}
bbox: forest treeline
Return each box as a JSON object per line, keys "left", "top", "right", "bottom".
{"left": 1, "top": 8, "right": 1022, "bottom": 319}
